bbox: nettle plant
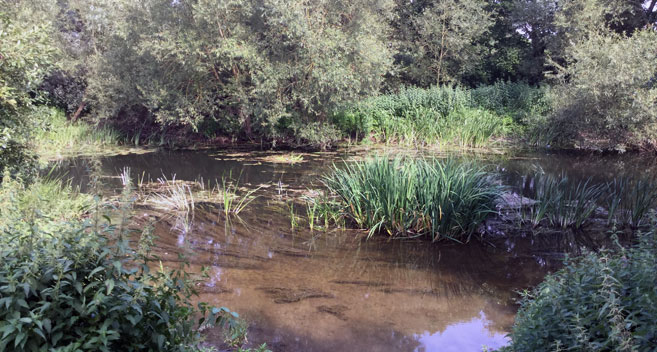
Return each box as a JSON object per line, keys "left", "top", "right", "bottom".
{"left": 504, "top": 225, "right": 657, "bottom": 351}
{"left": 0, "top": 174, "right": 239, "bottom": 351}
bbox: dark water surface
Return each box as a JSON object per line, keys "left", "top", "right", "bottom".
{"left": 55, "top": 149, "right": 657, "bottom": 352}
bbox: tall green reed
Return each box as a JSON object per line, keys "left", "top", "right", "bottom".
{"left": 323, "top": 157, "right": 503, "bottom": 242}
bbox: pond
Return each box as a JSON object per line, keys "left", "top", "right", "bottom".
{"left": 55, "top": 148, "right": 657, "bottom": 352}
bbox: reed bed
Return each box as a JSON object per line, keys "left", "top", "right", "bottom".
{"left": 34, "top": 108, "right": 122, "bottom": 158}
{"left": 323, "top": 157, "right": 503, "bottom": 242}
{"left": 519, "top": 174, "right": 657, "bottom": 231}
{"left": 333, "top": 84, "right": 541, "bottom": 148}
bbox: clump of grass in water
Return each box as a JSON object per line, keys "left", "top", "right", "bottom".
{"left": 323, "top": 157, "right": 503, "bottom": 242}
{"left": 218, "top": 173, "right": 260, "bottom": 217}
{"left": 519, "top": 174, "right": 605, "bottom": 230}
{"left": 146, "top": 174, "right": 195, "bottom": 214}
{"left": 606, "top": 177, "right": 657, "bottom": 228}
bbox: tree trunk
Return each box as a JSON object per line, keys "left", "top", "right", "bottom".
{"left": 71, "top": 101, "right": 86, "bottom": 122}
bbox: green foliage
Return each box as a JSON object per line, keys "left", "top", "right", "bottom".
{"left": 391, "top": 0, "right": 493, "bottom": 86}
{"left": 33, "top": 107, "right": 122, "bottom": 159}
{"left": 73, "top": 0, "right": 393, "bottom": 143}
{"left": 289, "top": 121, "right": 342, "bottom": 150}
{"left": 323, "top": 157, "right": 503, "bottom": 242}
{"left": 334, "top": 85, "right": 538, "bottom": 147}
{"left": 0, "top": 174, "right": 240, "bottom": 351}
{"left": 520, "top": 174, "right": 606, "bottom": 230}
{"left": 606, "top": 177, "right": 657, "bottom": 228}
{"left": 470, "top": 81, "right": 551, "bottom": 124}
{"left": 503, "top": 228, "right": 657, "bottom": 351}
{"left": 0, "top": 1, "right": 58, "bottom": 175}
{"left": 549, "top": 29, "right": 657, "bottom": 151}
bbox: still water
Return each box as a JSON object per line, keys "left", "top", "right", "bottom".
{"left": 56, "top": 149, "right": 657, "bottom": 351}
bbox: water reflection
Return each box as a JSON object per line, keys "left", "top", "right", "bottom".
{"left": 413, "top": 312, "right": 509, "bottom": 352}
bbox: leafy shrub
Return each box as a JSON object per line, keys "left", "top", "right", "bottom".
{"left": 504, "top": 228, "right": 657, "bottom": 351}
{"left": 549, "top": 29, "right": 657, "bottom": 151}
{"left": 0, "top": 175, "right": 237, "bottom": 351}
{"left": 323, "top": 157, "right": 503, "bottom": 241}
{"left": 292, "top": 121, "right": 342, "bottom": 150}
{"left": 0, "top": 4, "right": 57, "bottom": 177}
{"left": 470, "top": 81, "right": 550, "bottom": 124}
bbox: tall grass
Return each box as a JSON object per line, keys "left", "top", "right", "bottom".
{"left": 34, "top": 108, "right": 121, "bottom": 159}
{"left": 323, "top": 157, "right": 503, "bottom": 242}
{"left": 519, "top": 173, "right": 657, "bottom": 231}
{"left": 219, "top": 175, "right": 260, "bottom": 216}
{"left": 520, "top": 174, "right": 605, "bottom": 230}
{"left": 333, "top": 83, "right": 547, "bottom": 148}
{"left": 606, "top": 177, "right": 657, "bottom": 228}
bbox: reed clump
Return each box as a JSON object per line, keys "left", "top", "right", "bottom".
{"left": 323, "top": 157, "right": 503, "bottom": 242}
{"left": 518, "top": 174, "right": 657, "bottom": 231}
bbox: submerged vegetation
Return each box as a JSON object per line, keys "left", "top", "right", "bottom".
{"left": 324, "top": 157, "right": 503, "bottom": 241}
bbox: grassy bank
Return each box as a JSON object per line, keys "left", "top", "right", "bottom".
{"left": 32, "top": 107, "right": 148, "bottom": 160}
{"left": 332, "top": 83, "right": 550, "bottom": 149}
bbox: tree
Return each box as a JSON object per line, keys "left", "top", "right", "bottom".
{"left": 390, "top": 0, "right": 493, "bottom": 87}
{"left": 71, "top": 0, "right": 394, "bottom": 147}
{"left": 550, "top": 29, "right": 657, "bottom": 151}
{"left": 0, "top": 0, "right": 58, "bottom": 176}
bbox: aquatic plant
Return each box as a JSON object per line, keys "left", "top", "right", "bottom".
{"left": 503, "top": 228, "right": 657, "bottom": 351}
{"left": 262, "top": 153, "right": 304, "bottom": 164}
{"left": 146, "top": 175, "right": 195, "bottom": 214}
{"left": 219, "top": 175, "right": 260, "bottom": 217}
{"left": 606, "top": 177, "right": 657, "bottom": 228}
{"left": 520, "top": 174, "right": 605, "bottom": 230}
{"left": 323, "top": 157, "right": 503, "bottom": 241}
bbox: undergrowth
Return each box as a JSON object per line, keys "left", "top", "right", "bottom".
{"left": 503, "top": 225, "right": 657, "bottom": 351}
{"left": 0, "top": 172, "right": 247, "bottom": 351}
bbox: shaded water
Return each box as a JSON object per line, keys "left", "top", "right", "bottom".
{"left": 55, "top": 149, "right": 657, "bottom": 351}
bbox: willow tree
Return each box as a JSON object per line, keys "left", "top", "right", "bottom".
{"left": 547, "top": 0, "right": 657, "bottom": 150}
{"left": 391, "top": 0, "right": 492, "bottom": 87}
{"left": 0, "top": 0, "right": 58, "bottom": 177}
{"left": 73, "top": 0, "right": 394, "bottom": 145}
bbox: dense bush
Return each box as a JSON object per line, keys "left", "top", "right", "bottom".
{"left": 549, "top": 29, "right": 657, "bottom": 151}
{"left": 504, "top": 228, "right": 657, "bottom": 351}
{"left": 0, "top": 175, "right": 237, "bottom": 351}
{"left": 323, "top": 157, "right": 503, "bottom": 241}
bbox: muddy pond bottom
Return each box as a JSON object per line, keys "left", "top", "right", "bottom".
{"left": 145, "top": 203, "right": 554, "bottom": 352}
